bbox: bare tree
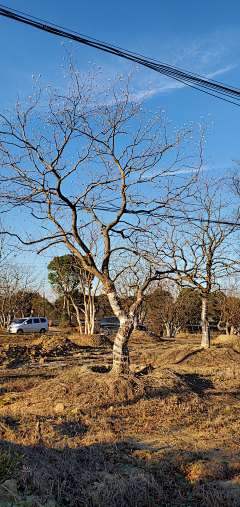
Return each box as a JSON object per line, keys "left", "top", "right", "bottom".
{"left": 216, "top": 289, "right": 240, "bottom": 335}
{"left": 157, "top": 176, "right": 239, "bottom": 347}
{"left": 140, "top": 281, "right": 201, "bottom": 337}
{"left": 145, "top": 282, "right": 180, "bottom": 337}
{"left": 0, "top": 52, "right": 208, "bottom": 373}
{"left": 112, "top": 257, "right": 156, "bottom": 330}
{"left": 0, "top": 223, "right": 36, "bottom": 326}
{"left": 0, "top": 264, "right": 40, "bottom": 326}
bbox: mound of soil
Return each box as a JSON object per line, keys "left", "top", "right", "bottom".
{"left": 0, "top": 366, "right": 199, "bottom": 418}
{"left": 129, "top": 330, "right": 162, "bottom": 344}
{"left": 0, "top": 335, "right": 83, "bottom": 367}
{"left": 152, "top": 345, "right": 199, "bottom": 366}
{"left": 0, "top": 333, "right": 115, "bottom": 368}
{"left": 213, "top": 334, "right": 240, "bottom": 346}
{"left": 146, "top": 344, "right": 240, "bottom": 368}
{"left": 92, "top": 330, "right": 161, "bottom": 345}
{"left": 69, "top": 333, "right": 112, "bottom": 347}
{"left": 150, "top": 367, "right": 191, "bottom": 392}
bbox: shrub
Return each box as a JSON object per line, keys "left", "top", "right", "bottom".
{"left": 0, "top": 449, "right": 23, "bottom": 482}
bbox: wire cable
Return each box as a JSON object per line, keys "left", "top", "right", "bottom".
{"left": 2, "top": 195, "right": 240, "bottom": 229}
{"left": 0, "top": 5, "right": 240, "bottom": 105}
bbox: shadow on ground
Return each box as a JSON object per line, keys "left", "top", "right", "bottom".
{"left": 0, "top": 438, "right": 240, "bottom": 507}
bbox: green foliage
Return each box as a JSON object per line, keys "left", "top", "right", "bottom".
{"left": 0, "top": 448, "right": 23, "bottom": 482}
{"left": 47, "top": 254, "right": 85, "bottom": 296}
{"left": 48, "top": 254, "right": 90, "bottom": 323}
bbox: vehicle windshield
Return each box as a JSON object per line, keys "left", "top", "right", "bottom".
{"left": 15, "top": 319, "right": 26, "bottom": 324}
{"left": 101, "top": 317, "right": 119, "bottom": 324}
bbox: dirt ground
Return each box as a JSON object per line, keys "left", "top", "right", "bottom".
{"left": 0, "top": 329, "right": 239, "bottom": 506}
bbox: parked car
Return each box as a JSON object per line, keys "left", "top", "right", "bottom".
{"left": 99, "top": 317, "right": 148, "bottom": 335}
{"left": 8, "top": 317, "right": 49, "bottom": 335}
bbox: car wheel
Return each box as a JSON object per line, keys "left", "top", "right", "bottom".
{"left": 104, "top": 328, "right": 110, "bottom": 336}
{"left": 17, "top": 329, "right": 23, "bottom": 335}
{"left": 40, "top": 328, "right": 45, "bottom": 334}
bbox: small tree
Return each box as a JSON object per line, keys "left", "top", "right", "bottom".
{"left": 159, "top": 176, "right": 239, "bottom": 347}
{"left": 48, "top": 254, "right": 98, "bottom": 333}
{"left": 48, "top": 254, "right": 84, "bottom": 326}
{"left": 0, "top": 52, "right": 208, "bottom": 373}
{"left": 216, "top": 290, "right": 240, "bottom": 334}
{"left": 143, "top": 283, "right": 201, "bottom": 337}
{"left": 0, "top": 264, "right": 40, "bottom": 326}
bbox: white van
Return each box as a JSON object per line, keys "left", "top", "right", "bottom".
{"left": 8, "top": 317, "right": 49, "bottom": 335}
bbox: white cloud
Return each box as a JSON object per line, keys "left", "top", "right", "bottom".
{"left": 206, "top": 64, "right": 237, "bottom": 80}
{"left": 95, "top": 27, "right": 240, "bottom": 99}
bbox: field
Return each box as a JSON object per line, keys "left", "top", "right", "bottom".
{"left": 0, "top": 329, "right": 239, "bottom": 506}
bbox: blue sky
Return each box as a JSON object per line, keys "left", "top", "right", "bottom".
{"left": 0, "top": 0, "right": 239, "bottom": 167}
{"left": 0, "top": 0, "right": 240, "bottom": 298}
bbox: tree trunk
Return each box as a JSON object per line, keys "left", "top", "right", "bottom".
{"left": 69, "top": 296, "right": 83, "bottom": 334}
{"left": 139, "top": 309, "right": 147, "bottom": 325}
{"left": 2, "top": 314, "right": 7, "bottom": 328}
{"left": 107, "top": 291, "right": 133, "bottom": 374}
{"left": 85, "top": 308, "right": 90, "bottom": 335}
{"left": 164, "top": 321, "right": 181, "bottom": 338}
{"left": 89, "top": 301, "right": 95, "bottom": 334}
{"left": 74, "top": 305, "right": 83, "bottom": 334}
{"left": 66, "top": 299, "right": 71, "bottom": 323}
{"left": 217, "top": 321, "right": 225, "bottom": 332}
{"left": 201, "top": 296, "right": 210, "bottom": 348}
{"left": 165, "top": 322, "right": 171, "bottom": 337}
{"left": 173, "top": 325, "right": 181, "bottom": 337}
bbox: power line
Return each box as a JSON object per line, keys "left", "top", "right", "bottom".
{"left": 1, "top": 190, "right": 240, "bottom": 227}
{"left": 0, "top": 5, "right": 240, "bottom": 105}
{"left": 2, "top": 198, "right": 240, "bottom": 228}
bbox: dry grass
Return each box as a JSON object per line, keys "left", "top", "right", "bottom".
{"left": 0, "top": 330, "right": 239, "bottom": 506}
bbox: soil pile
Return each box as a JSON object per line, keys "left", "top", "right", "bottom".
{"left": 150, "top": 367, "right": 191, "bottom": 392}
{"left": 0, "top": 330, "right": 240, "bottom": 507}
{"left": 129, "top": 330, "right": 162, "bottom": 344}
{"left": 0, "top": 366, "right": 198, "bottom": 418}
{"left": 0, "top": 335, "right": 84, "bottom": 367}
{"left": 69, "top": 333, "right": 112, "bottom": 347}
{"left": 0, "top": 333, "right": 116, "bottom": 368}
{"left": 93, "top": 330, "right": 161, "bottom": 344}
{"left": 139, "top": 343, "right": 240, "bottom": 368}
{"left": 213, "top": 334, "right": 240, "bottom": 347}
